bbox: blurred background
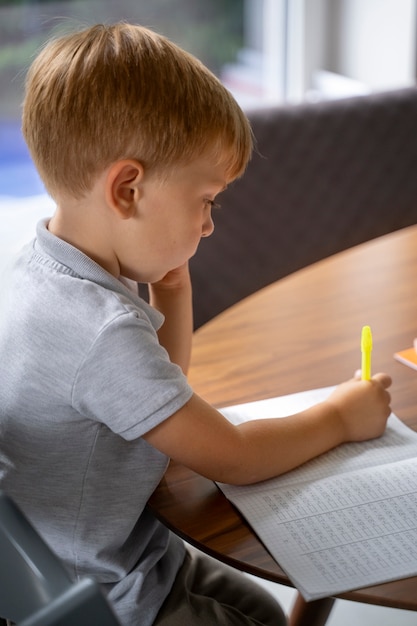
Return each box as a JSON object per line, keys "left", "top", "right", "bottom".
{"left": 0, "top": 0, "right": 244, "bottom": 197}
{"left": 0, "top": 0, "right": 417, "bottom": 197}
{"left": 0, "top": 0, "right": 416, "bottom": 197}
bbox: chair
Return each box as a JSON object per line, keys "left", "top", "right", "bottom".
{"left": 189, "top": 87, "right": 417, "bottom": 328}
{"left": 0, "top": 490, "right": 121, "bottom": 626}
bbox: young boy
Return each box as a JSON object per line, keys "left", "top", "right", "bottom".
{"left": 0, "top": 23, "right": 391, "bottom": 626}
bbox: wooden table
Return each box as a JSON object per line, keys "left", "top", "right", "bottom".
{"left": 148, "top": 225, "right": 417, "bottom": 625}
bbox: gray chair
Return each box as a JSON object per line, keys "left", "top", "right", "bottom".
{"left": 189, "top": 87, "right": 417, "bottom": 328}
{"left": 0, "top": 490, "right": 121, "bottom": 626}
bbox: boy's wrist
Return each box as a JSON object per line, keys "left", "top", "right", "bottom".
{"left": 149, "top": 279, "right": 192, "bottom": 303}
{"left": 320, "top": 399, "right": 347, "bottom": 446}
{"left": 150, "top": 263, "right": 191, "bottom": 293}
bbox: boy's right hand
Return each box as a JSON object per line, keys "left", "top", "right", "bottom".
{"left": 325, "top": 372, "right": 392, "bottom": 443}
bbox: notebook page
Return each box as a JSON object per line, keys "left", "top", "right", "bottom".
{"left": 224, "top": 457, "right": 417, "bottom": 599}
{"left": 217, "top": 387, "right": 417, "bottom": 599}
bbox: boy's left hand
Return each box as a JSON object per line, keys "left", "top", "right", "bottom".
{"left": 149, "top": 262, "right": 193, "bottom": 374}
{"left": 150, "top": 262, "right": 191, "bottom": 291}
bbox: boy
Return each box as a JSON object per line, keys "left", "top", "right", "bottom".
{"left": 0, "top": 23, "right": 391, "bottom": 626}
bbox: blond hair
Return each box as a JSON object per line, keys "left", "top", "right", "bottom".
{"left": 22, "top": 23, "right": 253, "bottom": 199}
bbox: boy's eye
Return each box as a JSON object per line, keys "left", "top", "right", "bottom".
{"left": 206, "top": 199, "right": 221, "bottom": 210}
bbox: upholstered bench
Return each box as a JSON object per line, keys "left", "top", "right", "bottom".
{"left": 190, "top": 87, "right": 417, "bottom": 328}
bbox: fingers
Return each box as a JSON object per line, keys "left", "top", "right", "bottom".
{"left": 371, "top": 372, "right": 392, "bottom": 389}
{"left": 368, "top": 373, "right": 392, "bottom": 416}
{"left": 351, "top": 371, "right": 392, "bottom": 413}
{"left": 352, "top": 370, "right": 392, "bottom": 389}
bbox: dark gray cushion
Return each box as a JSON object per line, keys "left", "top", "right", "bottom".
{"left": 190, "top": 88, "right": 417, "bottom": 328}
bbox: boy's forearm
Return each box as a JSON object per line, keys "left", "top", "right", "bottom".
{"left": 150, "top": 279, "right": 193, "bottom": 375}
{"left": 233, "top": 401, "right": 344, "bottom": 484}
{"left": 146, "top": 394, "right": 344, "bottom": 485}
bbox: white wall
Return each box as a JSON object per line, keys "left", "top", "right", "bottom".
{"left": 334, "top": 0, "right": 416, "bottom": 91}
{"left": 223, "top": 0, "right": 417, "bottom": 106}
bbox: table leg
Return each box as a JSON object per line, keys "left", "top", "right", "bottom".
{"left": 288, "top": 593, "right": 335, "bottom": 626}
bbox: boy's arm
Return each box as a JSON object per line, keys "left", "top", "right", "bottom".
{"left": 149, "top": 263, "right": 193, "bottom": 375}
{"left": 143, "top": 373, "right": 392, "bottom": 485}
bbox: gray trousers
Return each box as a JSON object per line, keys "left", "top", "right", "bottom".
{"left": 154, "top": 547, "right": 287, "bottom": 626}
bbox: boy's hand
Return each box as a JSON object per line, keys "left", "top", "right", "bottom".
{"left": 150, "top": 262, "right": 191, "bottom": 292}
{"left": 326, "top": 372, "right": 392, "bottom": 443}
{"left": 149, "top": 263, "right": 192, "bottom": 374}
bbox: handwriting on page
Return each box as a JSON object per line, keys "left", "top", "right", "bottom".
{"left": 218, "top": 387, "right": 417, "bottom": 600}
{"left": 248, "top": 459, "right": 417, "bottom": 595}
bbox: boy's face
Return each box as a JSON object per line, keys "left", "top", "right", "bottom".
{"left": 118, "top": 156, "right": 229, "bottom": 283}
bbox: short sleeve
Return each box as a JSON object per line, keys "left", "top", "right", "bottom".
{"left": 72, "top": 310, "right": 193, "bottom": 439}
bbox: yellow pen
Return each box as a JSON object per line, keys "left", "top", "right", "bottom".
{"left": 361, "top": 325, "right": 372, "bottom": 380}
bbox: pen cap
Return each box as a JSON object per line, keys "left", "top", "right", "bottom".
{"left": 361, "top": 325, "right": 373, "bottom": 352}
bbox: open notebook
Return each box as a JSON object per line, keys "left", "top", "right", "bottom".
{"left": 218, "top": 386, "right": 417, "bottom": 600}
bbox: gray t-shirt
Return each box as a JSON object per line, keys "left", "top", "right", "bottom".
{"left": 0, "top": 218, "right": 194, "bottom": 625}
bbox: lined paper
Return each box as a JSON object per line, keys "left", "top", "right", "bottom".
{"left": 218, "top": 387, "right": 417, "bottom": 600}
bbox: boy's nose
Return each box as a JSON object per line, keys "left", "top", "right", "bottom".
{"left": 202, "top": 215, "right": 214, "bottom": 238}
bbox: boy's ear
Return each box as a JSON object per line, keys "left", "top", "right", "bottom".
{"left": 105, "top": 160, "right": 144, "bottom": 219}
